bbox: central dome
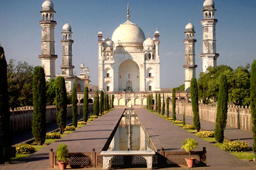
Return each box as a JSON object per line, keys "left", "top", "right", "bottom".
{"left": 112, "top": 20, "right": 145, "bottom": 44}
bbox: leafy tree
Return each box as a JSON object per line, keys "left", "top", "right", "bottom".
{"left": 32, "top": 66, "right": 46, "bottom": 145}
{"left": 161, "top": 93, "right": 165, "bottom": 115}
{"left": 191, "top": 78, "right": 200, "bottom": 132}
{"left": 172, "top": 88, "right": 176, "bottom": 120}
{"left": 158, "top": 93, "right": 161, "bottom": 114}
{"left": 166, "top": 97, "right": 169, "bottom": 118}
{"left": 94, "top": 90, "right": 99, "bottom": 116}
{"left": 72, "top": 82, "right": 77, "bottom": 127}
{"left": 0, "top": 46, "right": 11, "bottom": 163}
{"left": 250, "top": 60, "right": 256, "bottom": 152}
{"left": 99, "top": 90, "right": 104, "bottom": 115}
{"left": 198, "top": 65, "right": 233, "bottom": 104}
{"left": 214, "top": 75, "right": 228, "bottom": 143}
{"left": 7, "top": 59, "right": 34, "bottom": 108}
{"left": 112, "top": 94, "right": 114, "bottom": 108}
{"left": 55, "top": 77, "right": 67, "bottom": 134}
{"left": 174, "top": 84, "right": 185, "bottom": 91}
{"left": 230, "top": 66, "right": 250, "bottom": 106}
{"left": 46, "top": 78, "right": 56, "bottom": 105}
{"left": 83, "top": 86, "right": 88, "bottom": 122}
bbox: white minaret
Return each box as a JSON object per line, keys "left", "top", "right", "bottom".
{"left": 39, "top": 0, "right": 57, "bottom": 80}
{"left": 201, "top": 0, "right": 219, "bottom": 73}
{"left": 183, "top": 22, "right": 197, "bottom": 91}
{"left": 97, "top": 30, "right": 104, "bottom": 90}
{"left": 61, "top": 22, "right": 74, "bottom": 77}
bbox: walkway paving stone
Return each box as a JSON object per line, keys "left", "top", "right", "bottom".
{"left": 134, "top": 108, "right": 256, "bottom": 170}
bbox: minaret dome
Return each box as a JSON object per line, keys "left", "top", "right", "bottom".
{"left": 42, "top": 0, "right": 54, "bottom": 11}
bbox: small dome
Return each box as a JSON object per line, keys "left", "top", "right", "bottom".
{"left": 80, "top": 63, "right": 85, "bottom": 68}
{"left": 98, "top": 30, "right": 102, "bottom": 35}
{"left": 42, "top": 0, "right": 54, "bottom": 10}
{"left": 112, "top": 20, "right": 145, "bottom": 44}
{"left": 103, "top": 38, "right": 113, "bottom": 47}
{"left": 62, "top": 23, "right": 72, "bottom": 32}
{"left": 185, "top": 22, "right": 194, "bottom": 30}
{"left": 203, "top": 0, "right": 215, "bottom": 7}
{"left": 143, "top": 37, "right": 154, "bottom": 47}
{"left": 155, "top": 30, "right": 159, "bottom": 34}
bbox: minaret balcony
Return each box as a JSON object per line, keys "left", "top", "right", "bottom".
{"left": 183, "top": 65, "right": 197, "bottom": 69}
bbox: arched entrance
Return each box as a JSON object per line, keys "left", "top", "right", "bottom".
{"left": 118, "top": 60, "right": 140, "bottom": 91}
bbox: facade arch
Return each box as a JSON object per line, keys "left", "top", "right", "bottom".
{"left": 147, "top": 67, "right": 153, "bottom": 77}
{"left": 146, "top": 80, "right": 153, "bottom": 91}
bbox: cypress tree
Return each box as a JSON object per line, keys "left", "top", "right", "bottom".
{"left": 0, "top": 46, "right": 11, "bottom": 162}
{"left": 158, "top": 93, "right": 161, "bottom": 114}
{"left": 106, "top": 94, "right": 109, "bottom": 110}
{"left": 99, "top": 90, "right": 104, "bottom": 115}
{"left": 161, "top": 93, "right": 165, "bottom": 115}
{"left": 191, "top": 78, "right": 200, "bottom": 132}
{"left": 112, "top": 94, "right": 114, "bottom": 108}
{"left": 93, "top": 90, "right": 99, "bottom": 116}
{"left": 214, "top": 75, "right": 228, "bottom": 143}
{"left": 155, "top": 93, "right": 158, "bottom": 112}
{"left": 172, "top": 88, "right": 176, "bottom": 120}
{"left": 32, "top": 66, "right": 46, "bottom": 145}
{"left": 56, "top": 76, "right": 67, "bottom": 134}
{"left": 83, "top": 86, "right": 88, "bottom": 122}
{"left": 146, "top": 95, "right": 149, "bottom": 109}
{"left": 251, "top": 60, "right": 256, "bottom": 152}
{"left": 72, "top": 82, "right": 77, "bottom": 127}
{"left": 183, "top": 113, "right": 186, "bottom": 126}
{"left": 166, "top": 97, "right": 169, "bottom": 118}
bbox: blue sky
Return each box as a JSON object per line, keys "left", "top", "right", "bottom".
{"left": 1, "top": 0, "right": 256, "bottom": 88}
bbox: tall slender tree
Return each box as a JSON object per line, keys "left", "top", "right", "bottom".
{"left": 155, "top": 93, "right": 158, "bottom": 112}
{"left": 251, "top": 60, "right": 256, "bottom": 152}
{"left": 83, "top": 86, "right": 88, "bottom": 122}
{"left": 0, "top": 46, "right": 11, "bottom": 163}
{"left": 32, "top": 66, "right": 46, "bottom": 145}
{"left": 72, "top": 82, "right": 77, "bottom": 127}
{"left": 191, "top": 78, "right": 200, "bottom": 132}
{"left": 172, "top": 88, "right": 176, "bottom": 120}
{"left": 55, "top": 76, "right": 67, "bottom": 134}
{"left": 214, "top": 75, "right": 228, "bottom": 143}
{"left": 93, "top": 90, "right": 99, "bottom": 116}
{"left": 161, "top": 93, "right": 165, "bottom": 115}
{"left": 112, "top": 94, "right": 114, "bottom": 108}
{"left": 99, "top": 90, "right": 104, "bottom": 115}
{"left": 158, "top": 93, "right": 161, "bottom": 114}
{"left": 166, "top": 97, "right": 169, "bottom": 118}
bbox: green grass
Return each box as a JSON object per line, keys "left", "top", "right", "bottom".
{"left": 11, "top": 154, "right": 30, "bottom": 161}
{"left": 214, "top": 142, "right": 223, "bottom": 149}
{"left": 45, "top": 139, "right": 58, "bottom": 144}
{"left": 186, "top": 129, "right": 197, "bottom": 133}
{"left": 175, "top": 124, "right": 183, "bottom": 127}
{"left": 230, "top": 152, "right": 255, "bottom": 160}
{"left": 33, "top": 144, "right": 46, "bottom": 151}
{"left": 202, "top": 137, "right": 216, "bottom": 143}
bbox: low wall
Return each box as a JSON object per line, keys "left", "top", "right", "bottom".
{"left": 10, "top": 104, "right": 93, "bottom": 132}
{"left": 170, "top": 102, "right": 252, "bottom": 132}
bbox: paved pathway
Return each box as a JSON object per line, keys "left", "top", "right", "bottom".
{"left": 1, "top": 108, "right": 124, "bottom": 170}
{"left": 1, "top": 108, "right": 256, "bottom": 170}
{"left": 176, "top": 113, "right": 254, "bottom": 147}
{"left": 134, "top": 108, "right": 256, "bottom": 170}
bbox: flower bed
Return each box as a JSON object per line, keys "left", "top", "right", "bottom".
{"left": 196, "top": 131, "right": 214, "bottom": 138}
{"left": 15, "top": 143, "right": 36, "bottom": 154}
{"left": 46, "top": 132, "right": 61, "bottom": 139}
{"left": 221, "top": 140, "right": 251, "bottom": 152}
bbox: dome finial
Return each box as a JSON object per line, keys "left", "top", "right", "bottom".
{"left": 148, "top": 33, "right": 150, "bottom": 38}
{"left": 107, "top": 33, "right": 109, "bottom": 39}
{"left": 189, "top": 19, "right": 191, "bottom": 23}
{"left": 66, "top": 19, "right": 68, "bottom": 23}
{"left": 127, "top": 4, "right": 130, "bottom": 21}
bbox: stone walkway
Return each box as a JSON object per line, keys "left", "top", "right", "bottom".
{"left": 134, "top": 108, "right": 256, "bottom": 170}
{"left": 1, "top": 108, "right": 256, "bottom": 170}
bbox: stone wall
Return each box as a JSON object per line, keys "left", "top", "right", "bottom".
{"left": 170, "top": 102, "right": 252, "bottom": 132}
{"left": 10, "top": 104, "right": 93, "bottom": 132}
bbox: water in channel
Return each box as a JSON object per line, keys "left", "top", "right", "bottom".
{"left": 107, "top": 109, "right": 153, "bottom": 151}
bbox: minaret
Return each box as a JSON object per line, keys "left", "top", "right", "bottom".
{"left": 201, "top": 0, "right": 219, "bottom": 73}
{"left": 39, "top": 0, "right": 57, "bottom": 80}
{"left": 61, "top": 22, "right": 74, "bottom": 77}
{"left": 98, "top": 30, "right": 104, "bottom": 90}
{"left": 184, "top": 22, "right": 197, "bottom": 91}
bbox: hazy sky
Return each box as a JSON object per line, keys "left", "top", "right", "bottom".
{"left": 1, "top": 0, "right": 256, "bottom": 88}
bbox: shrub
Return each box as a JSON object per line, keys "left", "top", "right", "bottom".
{"left": 183, "top": 124, "right": 194, "bottom": 129}
{"left": 221, "top": 140, "right": 251, "bottom": 152}
{"left": 64, "top": 126, "right": 76, "bottom": 131}
{"left": 167, "top": 117, "right": 173, "bottom": 121}
{"left": 196, "top": 131, "right": 214, "bottom": 138}
{"left": 15, "top": 143, "right": 36, "bottom": 154}
{"left": 172, "top": 120, "right": 183, "bottom": 124}
{"left": 56, "top": 143, "right": 69, "bottom": 162}
{"left": 78, "top": 121, "right": 87, "bottom": 125}
{"left": 46, "top": 132, "right": 61, "bottom": 139}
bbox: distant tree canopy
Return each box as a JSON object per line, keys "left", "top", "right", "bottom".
{"left": 7, "top": 59, "right": 34, "bottom": 109}
{"left": 173, "top": 84, "right": 185, "bottom": 92}
{"left": 198, "top": 64, "right": 250, "bottom": 106}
